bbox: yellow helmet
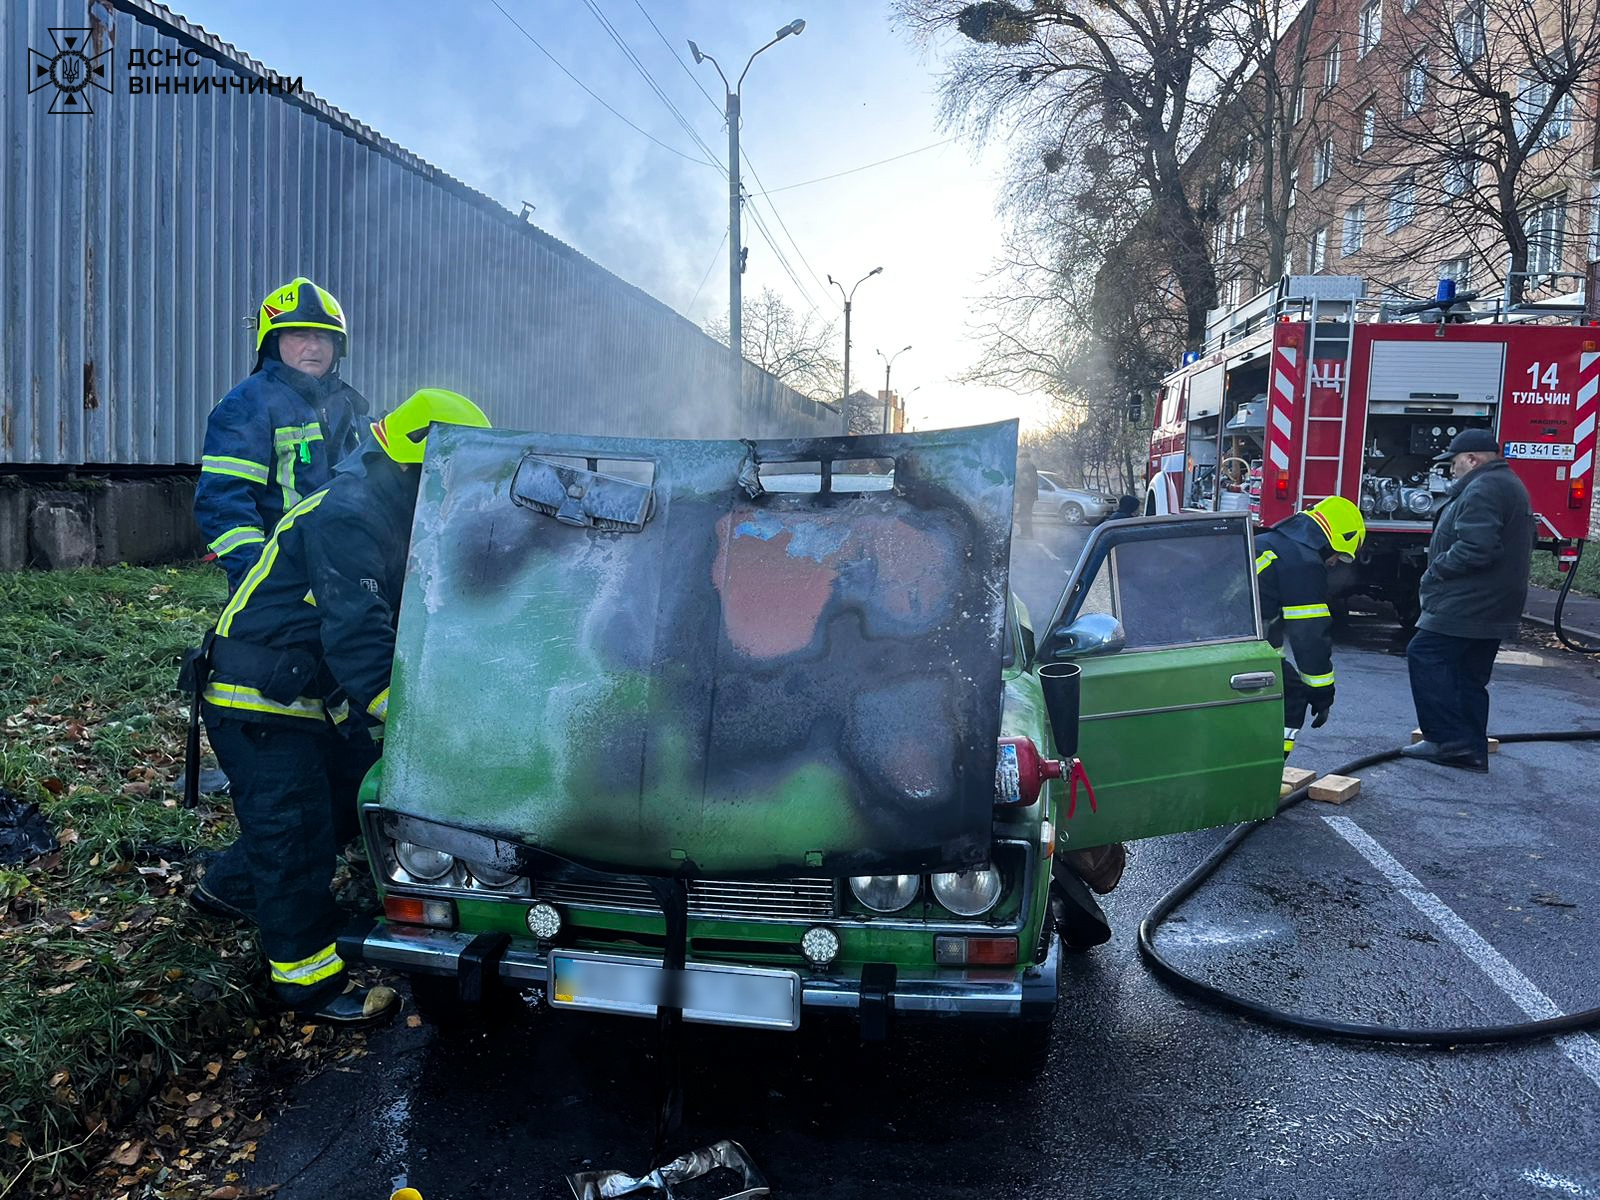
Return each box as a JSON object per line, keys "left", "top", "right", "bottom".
{"left": 1307, "top": 495, "right": 1366, "bottom": 561}
{"left": 371, "top": 389, "right": 491, "bottom": 464}
{"left": 255, "top": 277, "right": 348, "bottom": 362}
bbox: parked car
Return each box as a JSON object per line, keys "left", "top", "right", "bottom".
{"left": 339, "top": 423, "right": 1282, "bottom": 1047}
{"left": 1035, "top": 471, "right": 1118, "bottom": 525}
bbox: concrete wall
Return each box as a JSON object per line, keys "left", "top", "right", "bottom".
{"left": 0, "top": 478, "right": 203, "bottom": 572}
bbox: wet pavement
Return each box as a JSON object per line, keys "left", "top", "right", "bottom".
{"left": 248, "top": 517, "right": 1600, "bottom": 1200}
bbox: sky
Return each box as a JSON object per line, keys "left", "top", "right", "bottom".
{"left": 166, "top": 0, "right": 1053, "bottom": 432}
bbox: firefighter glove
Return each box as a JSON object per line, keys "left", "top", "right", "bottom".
{"left": 1309, "top": 686, "right": 1336, "bottom": 728}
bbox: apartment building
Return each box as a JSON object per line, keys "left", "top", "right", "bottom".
{"left": 1203, "top": 0, "right": 1600, "bottom": 309}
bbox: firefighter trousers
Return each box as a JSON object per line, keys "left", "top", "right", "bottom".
{"left": 1281, "top": 660, "right": 1315, "bottom": 758}
{"left": 202, "top": 716, "right": 378, "bottom": 1008}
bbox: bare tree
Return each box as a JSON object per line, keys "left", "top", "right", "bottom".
{"left": 706, "top": 287, "right": 843, "bottom": 403}
{"left": 1349, "top": 0, "right": 1600, "bottom": 301}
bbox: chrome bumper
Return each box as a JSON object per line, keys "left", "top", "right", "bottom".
{"left": 340, "top": 922, "right": 1060, "bottom": 1020}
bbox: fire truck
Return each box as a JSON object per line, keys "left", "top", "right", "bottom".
{"left": 1146, "top": 275, "right": 1597, "bottom": 624}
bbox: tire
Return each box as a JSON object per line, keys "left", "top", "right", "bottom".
{"left": 1060, "top": 501, "right": 1085, "bottom": 524}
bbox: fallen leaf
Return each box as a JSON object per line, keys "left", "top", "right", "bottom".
{"left": 406, "top": 1014, "right": 422, "bottom": 1028}
{"left": 206, "top": 1187, "right": 241, "bottom": 1199}
{"left": 108, "top": 1140, "right": 143, "bottom": 1167}
{"left": 41, "top": 778, "right": 66, "bottom": 795}
{"left": 205, "top": 1061, "right": 222, "bottom": 1078}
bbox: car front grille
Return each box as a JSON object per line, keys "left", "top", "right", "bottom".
{"left": 532, "top": 877, "right": 836, "bottom": 923}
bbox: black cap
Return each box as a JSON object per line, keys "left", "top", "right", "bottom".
{"left": 1433, "top": 428, "right": 1500, "bottom": 461}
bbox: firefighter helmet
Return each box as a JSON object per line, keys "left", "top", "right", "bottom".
{"left": 1307, "top": 496, "right": 1366, "bottom": 561}
{"left": 371, "top": 389, "right": 490, "bottom": 464}
{"left": 255, "top": 277, "right": 348, "bottom": 363}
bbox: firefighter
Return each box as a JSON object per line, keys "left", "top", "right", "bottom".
{"left": 188, "top": 389, "right": 491, "bottom": 1025}
{"left": 1254, "top": 495, "right": 1366, "bottom": 757}
{"left": 195, "top": 277, "right": 370, "bottom": 591}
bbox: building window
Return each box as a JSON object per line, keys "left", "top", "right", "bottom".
{"left": 1323, "top": 42, "right": 1342, "bottom": 94}
{"left": 1309, "top": 227, "right": 1328, "bottom": 273}
{"left": 1388, "top": 173, "right": 1417, "bottom": 232}
{"left": 1402, "top": 0, "right": 1418, "bottom": 11}
{"left": 1292, "top": 84, "right": 1306, "bottom": 124}
{"left": 1314, "top": 137, "right": 1335, "bottom": 187}
{"left": 1515, "top": 77, "right": 1574, "bottom": 149}
{"left": 1453, "top": 4, "right": 1485, "bottom": 67}
{"left": 1342, "top": 203, "right": 1367, "bottom": 256}
{"left": 1404, "top": 58, "right": 1426, "bottom": 114}
{"left": 1231, "top": 206, "right": 1248, "bottom": 245}
{"left": 1444, "top": 147, "right": 1476, "bottom": 198}
{"left": 1525, "top": 195, "right": 1567, "bottom": 277}
{"left": 1359, "top": 0, "right": 1383, "bottom": 58}
{"left": 1440, "top": 256, "right": 1472, "bottom": 289}
{"left": 1589, "top": 182, "right": 1600, "bottom": 264}
{"left": 1361, "top": 104, "right": 1377, "bottom": 152}
{"left": 1288, "top": 168, "right": 1299, "bottom": 209}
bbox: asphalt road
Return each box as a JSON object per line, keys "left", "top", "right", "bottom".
{"left": 249, "top": 516, "right": 1600, "bottom": 1200}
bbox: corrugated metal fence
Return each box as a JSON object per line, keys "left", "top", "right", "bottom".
{"left": 2, "top": 0, "right": 838, "bottom": 468}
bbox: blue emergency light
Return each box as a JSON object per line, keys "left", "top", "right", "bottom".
{"left": 1435, "top": 277, "right": 1458, "bottom": 304}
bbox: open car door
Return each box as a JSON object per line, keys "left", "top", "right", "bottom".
{"left": 1037, "top": 514, "right": 1282, "bottom": 846}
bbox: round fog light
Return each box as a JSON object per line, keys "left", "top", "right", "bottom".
{"left": 801, "top": 926, "right": 840, "bottom": 967}
{"left": 526, "top": 901, "right": 562, "bottom": 940}
{"left": 931, "top": 866, "right": 1003, "bottom": 917}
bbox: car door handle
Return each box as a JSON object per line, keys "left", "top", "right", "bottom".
{"left": 1229, "top": 672, "right": 1277, "bottom": 691}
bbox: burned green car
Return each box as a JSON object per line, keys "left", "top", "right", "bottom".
{"left": 339, "top": 422, "right": 1283, "bottom": 1038}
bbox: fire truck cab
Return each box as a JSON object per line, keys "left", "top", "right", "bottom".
{"left": 1147, "top": 275, "right": 1597, "bottom": 624}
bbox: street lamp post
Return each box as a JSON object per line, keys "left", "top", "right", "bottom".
{"left": 877, "top": 344, "right": 912, "bottom": 434}
{"left": 827, "top": 267, "right": 882, "bottom": 416}
{"left": 689, "top": 20, "right": 806, "bottom": 383}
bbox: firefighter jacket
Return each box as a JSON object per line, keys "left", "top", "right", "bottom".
{"left": 195, "top": 359, "right": 370, "bottom": 590}
{"left": 201, "top": 441, "right": 417, "bottom": 732}
{"left": 1254, "top": 513, "right": 1336, "bottom": 693}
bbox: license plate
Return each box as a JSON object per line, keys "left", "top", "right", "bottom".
{"left": 548, "top": 950, "right": 801, "bottom": 1030}
{"left": 1503, "top": 442, "right": 1575, "bottom": 460}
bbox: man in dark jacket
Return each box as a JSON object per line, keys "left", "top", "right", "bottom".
{"left": 1015, "top": 454, "right": 1040, "bottom": 539}
{"left": 1402, "top": 429, "right": 1533, "bottom": 773}
{"left": 195, "top": 278, "right": 369, "bottom": 591}
{"left": 191, "top": 388, "right": 490, "bottom": 1025}
{"left": 1110, "top": 494, "right": 1141, "bottom": 520}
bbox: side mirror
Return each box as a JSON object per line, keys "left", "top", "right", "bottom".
{"left": 1048, "top": 612, "right": 1126, "bottom": 659}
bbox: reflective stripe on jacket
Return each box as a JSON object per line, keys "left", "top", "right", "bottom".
{"left": 194, "top": 359, "right": 368, "bottom": 590}
{"left": 1254, "top": 514, "right": 1335, "bottom": 689}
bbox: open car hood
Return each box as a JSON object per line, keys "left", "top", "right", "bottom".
{"left": 381, "top": 422, "right": 1017, "bottom": 879}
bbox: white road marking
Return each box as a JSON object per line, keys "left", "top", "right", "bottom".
{"left": 1322, "top": 814, "right": 1600, "bottom": 1093}
{"left": 1036, "top": 544, "right": 1061, "bottom": 562}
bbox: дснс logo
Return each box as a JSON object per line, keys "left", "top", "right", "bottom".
{"left": 29, "top": 28, "right": 112, "bottom": 115}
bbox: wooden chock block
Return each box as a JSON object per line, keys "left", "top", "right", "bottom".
{"left": 1282, "top": 766, "right": 1317, "bottom": 791}
{"left": 1410, "top": 728, "right": 1424, "bottom": 744}
{"left": 1309, "top": 774, "right": 1361, "bottom": 805}
{"left": 1488, "top": 737, "right": 1499, "bottom": 754}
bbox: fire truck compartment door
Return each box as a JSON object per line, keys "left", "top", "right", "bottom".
{"left": 1188, "top": 364, "right": 1226, "bottom": 418}
{"left": 1038, "top": 515, "right": 1281, "bottom": 844}
{"left": 1368, "top": 341, "right": 1505, "bottom": 405}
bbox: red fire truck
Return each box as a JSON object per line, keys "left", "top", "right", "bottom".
{"left": 1146, "top": 275, "right": 1597, "bottom": 624}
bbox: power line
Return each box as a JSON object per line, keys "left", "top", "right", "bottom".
{"left": 751, "top": 138, "right": 959, "bottom": 196}
{"left": 579, "top": 0, "right": 724, "bottom": 170}
{"left": 687, "top": 228, "right": 728, "bottom": 312}
{"left": 631, "top": 0, "right": 722, "bottom": 117}
{"left": 740, "top": 150, "right": 836, "bottom": 311}
{"left": 487, "top": 0, "right": 717, "bottom": 170}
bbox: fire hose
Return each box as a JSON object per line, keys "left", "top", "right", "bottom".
{"left": 1138, "top": 729, "right": 1600, "bottom": 1045}
{"left": 1551, "top": 539, "right": 1600, "bottom": 654}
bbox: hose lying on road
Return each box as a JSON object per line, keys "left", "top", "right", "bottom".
{"left": 1550, "top": 539, "right": 1600, "bottom": 655}
{"left": 1138, "top": 729, "right": 1600, "bottom": 1046}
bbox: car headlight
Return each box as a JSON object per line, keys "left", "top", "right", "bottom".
{"left": 930, "top": 867, "right": 1003, "bottom": 917}
{"left": 849, "top": 874, "right": 920, "bottom": 913}
{"left": 467, "top": 860, "right": 520, "bottom": 889}
{"left": 394, "top": 840, "right": 455, "bottom": 882}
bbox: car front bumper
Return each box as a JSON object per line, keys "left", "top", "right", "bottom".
{"left": 339, "top": 919, "right": 1059, "bottom": 1021}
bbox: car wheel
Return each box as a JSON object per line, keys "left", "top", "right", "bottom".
{"left": 1060, "top": 501, "right": 1085, "bottom": 525}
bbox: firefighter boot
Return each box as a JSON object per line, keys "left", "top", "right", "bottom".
{"left": 304, "top": 981, "right": 400, "bottom": 1028}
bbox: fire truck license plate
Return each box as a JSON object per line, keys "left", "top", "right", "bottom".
{"left": 1503, "top": 442, "right": 1575, "bottom": 461}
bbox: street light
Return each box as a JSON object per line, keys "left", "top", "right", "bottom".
{"left": 877, "top": 344, "right": 912, "bottom": 433}
{"left": 689, "top": 20, "right": 806, "bottom": 379}
{"left": 827, "top": 267, "right": 881, "bottom": 411}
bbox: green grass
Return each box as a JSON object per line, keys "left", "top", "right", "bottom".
{"left": 0, "top": 565, "right": 259, "bottom": 1191}
{"left": 1528, "top": 544, "right": 1600, "bottom": 598}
